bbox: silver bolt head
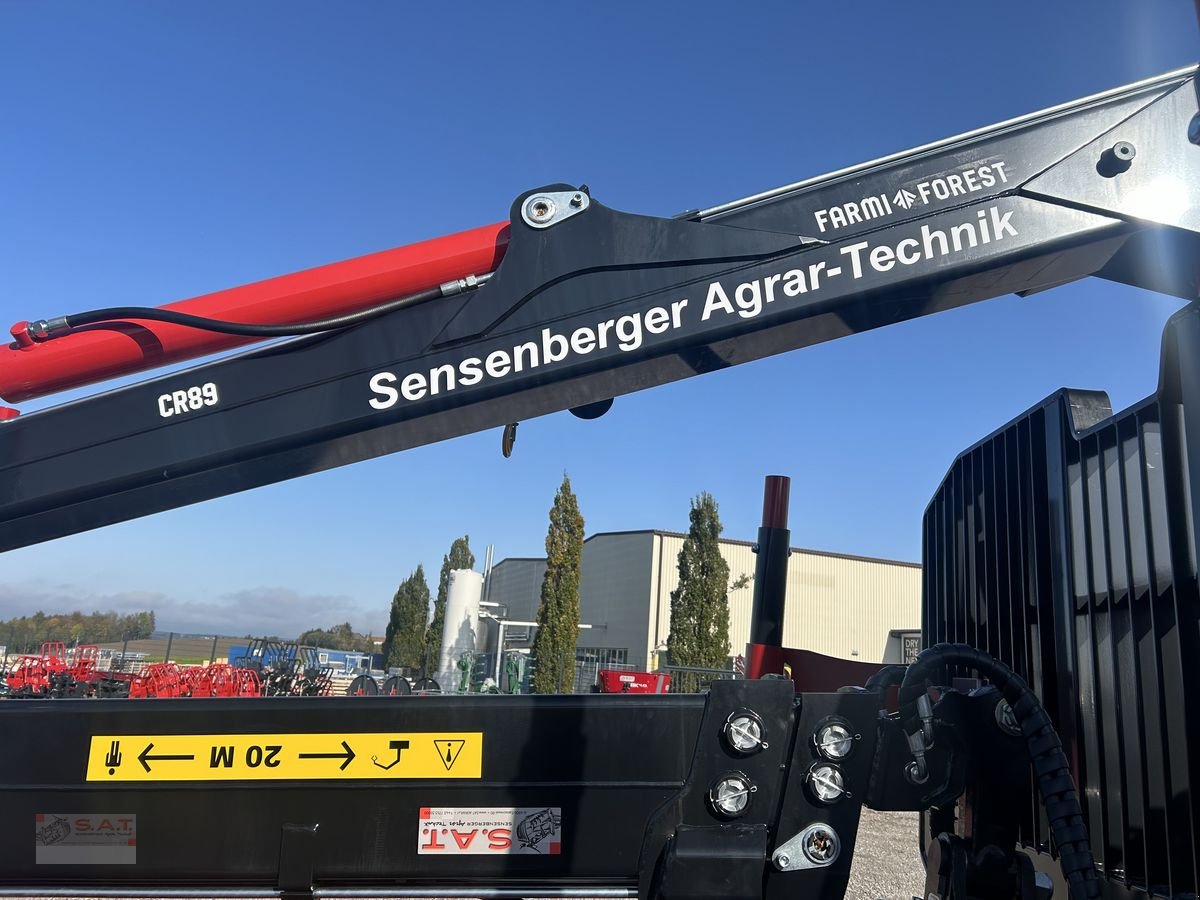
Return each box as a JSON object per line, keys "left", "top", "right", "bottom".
{"left": 777, "top": 853, "right": 790, "bottom": 869}
{"left": 525, "top": 196, "right": 556, "bottom": 223}
{"left": 801, "top": 827, "right": 839, "bottom": 863}
{"left": 570, "top": 192, "right": 584, "bottom": 207}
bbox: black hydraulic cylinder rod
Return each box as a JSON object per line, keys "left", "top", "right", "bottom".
{"left": 748, "top": 475, "right": 791, "bottom": 649}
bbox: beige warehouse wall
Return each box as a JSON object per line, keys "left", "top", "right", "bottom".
{"left": 650, "top": 535, "right": 920, "bottom": 664}
{"left": 488, "top": 531, "right": 922, "bottom": 670}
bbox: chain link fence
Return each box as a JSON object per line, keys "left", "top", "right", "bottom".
{"left": 1, "top": 633, "right": 246, "bottom": 674}
{"left": 571, "top": 647, "right": 635, "bottom": 693}
{"left": 660, "top": 665, "right": 742, "bottom": 694}
{"left": 532, "top": 648, "right": 738, "bottom": 695}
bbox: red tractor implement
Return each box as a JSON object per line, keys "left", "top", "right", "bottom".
{"left": 232, "top": 666, "right": 263, "bottom": 697}
{"left": 5, "top": 654, "right": 53, "bottom": 698}
{"left": 128, "top": 662, "right": 185, "bottom": 699}
{"left": 5, "top": 642, "right": 76, "bottom": 698}
{"left": 596, "top": 669, "right": 671, "bottom": 694}
{"left": 178, "top": 665, "right": 215, "bottom": 698}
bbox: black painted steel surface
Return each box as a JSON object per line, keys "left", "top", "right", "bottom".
{"left": 0, "top": 682, "right": 880, "bottom": 898}
{"left": 3, "top": 68, "right": 1198, "bottom": 551}
{"left": 922, "top": 304, "right": 1200, "bottom": 898}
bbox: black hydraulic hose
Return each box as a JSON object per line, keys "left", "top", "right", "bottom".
{"left": 899, "top": 643, "right": 1100, "bottom": 900}
{"left": 864, "top": 663, "right": 906, "bottom": 693}
{"left": 35, "top": 287, "right": 443, "bottom": 339}
{"left": 25, "top": 274, "right": 492, "bottom": 343}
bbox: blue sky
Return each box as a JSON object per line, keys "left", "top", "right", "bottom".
{"left": 1, "top": 2, "right": 1194, "bottom": 637}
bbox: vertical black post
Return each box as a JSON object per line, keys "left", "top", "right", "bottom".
{"left": 747, "top": 475, "right": 791, "bottom": 675}
{"left": 163, "top": 631, "right": 174, "bottom": 664}
{"left": 120, "top": 635, "right": 129, "bottom": 671}
{"left": 210, "top": 634, "right": 218, "bottom": 665}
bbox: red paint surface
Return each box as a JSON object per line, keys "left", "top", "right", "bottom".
{"left": 1, "top": 222, "right": 509, "bottom": 403}
{"left": 745, "top": 642, "right": 885, "bottom": 693}
{"left": 595, "top": 669, "right": 672, "bottom": 694}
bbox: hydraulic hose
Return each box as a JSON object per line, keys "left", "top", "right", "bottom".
{"left": 24, "top": 274, "right": 492, "bottom": 343}
{"left": 898, "top": 642, "right": 1101, "bottom": 900}
{"left": 864, "top": 664, "right": 906, "bottom": 694}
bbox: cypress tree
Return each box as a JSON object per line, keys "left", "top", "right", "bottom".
{"left": 424, "top": 536, "right": 475, "bottom": 673}
{"left": 382, "top": 565, "right": 431, "bottom": 670}
{"left": 531, "top": 474, "right": 585, "bottom": 693}
{"left": 667, "top": 492, "right": 731, "bottom": 669}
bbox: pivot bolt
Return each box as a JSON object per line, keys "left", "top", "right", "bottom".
{"left": 707, "top": 772, "right": 756, "bottom": 818}
{"left": 520, "top": 189, "right": 590, "bottom": 228}
{"left": 526, "top": 196, "right": 557, "bottom": 223}
{"left": 1112, "top": 141, "right": 1136, "bottom": 163}
{"left": 801, "top": 825, "right": 839, "bottom": 865}
{"left": 1098, "top": 140, "right": 1136, "bottom": 177}
{"left": 723, "top": 709, "right": 767, "bottom": 755}
{"left": 776, "top": 853, "right": 790, "bottom": 870}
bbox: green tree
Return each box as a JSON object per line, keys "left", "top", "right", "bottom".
{"left": 531, "top": 473, "right": 586, "bottom": 693}
{"left": 0, "top": 608, "right": 156, "bottom": 648}
{"left": 296, "top": 627, "right": 334, "bottom": 648}
{"left": 296, "top": 622, "right": 372, "bottom": 652}
{"left": 666, "top": 492, "right": 731, "bottom": 669}
{"left": 424, "top": 535, "right": 475, "bottom": 674}
{"left": 121, "top": 611, "right": 155, "bottom": 640}
{"left": 382, "top": 565, "right": 431, "bottom": 670}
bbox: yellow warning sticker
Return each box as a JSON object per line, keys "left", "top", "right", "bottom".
{"left": 86, "top": 732, "right": 482, "bottom": 782}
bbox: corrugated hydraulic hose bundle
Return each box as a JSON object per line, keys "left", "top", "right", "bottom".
{"left": 899, "top": 643, "right": 1101, "bottom": 900}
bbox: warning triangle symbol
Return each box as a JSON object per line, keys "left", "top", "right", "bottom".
{"left": 434, "top": 739, "right": 466, "bottom": 771}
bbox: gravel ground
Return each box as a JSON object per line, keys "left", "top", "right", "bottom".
{"left": 845, "top": 809, "right": 924, "bottom": 900}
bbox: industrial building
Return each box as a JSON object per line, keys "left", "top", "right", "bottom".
{"left": 483, "top": 530, "right": 922, "bottom": 671}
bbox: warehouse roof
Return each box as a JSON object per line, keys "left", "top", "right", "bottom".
{"left": 585, "top": 530, "right": 921, "bottom": 570}
{"left": 490, "top": 531, "right": 920, "bottom": 571}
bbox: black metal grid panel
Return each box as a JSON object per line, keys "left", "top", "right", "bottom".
{"left": 922, "top": 304, "right": 1200, "bottom": 898}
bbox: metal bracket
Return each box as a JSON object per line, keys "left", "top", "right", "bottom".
{"left": 521, "top": 189, "right": 590, "bottom": 228}
{"left": 278, "top": 822, "right": 319, "bottom": 899}
{"left": 771, "top": 822, "right": 840, "bottom": 871}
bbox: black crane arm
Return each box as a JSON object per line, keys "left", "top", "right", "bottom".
{"left": 1, "top": 64, "right": 1196, "bottom": 552}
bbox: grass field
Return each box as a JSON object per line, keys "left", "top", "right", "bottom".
{"left": 94, "top": 635, "right": 248, "bottom": 665}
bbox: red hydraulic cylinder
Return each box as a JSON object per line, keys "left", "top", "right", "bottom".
{"left": 0, "top": 222, "right": 509, "bottom": 405}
